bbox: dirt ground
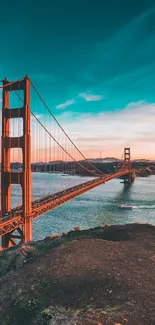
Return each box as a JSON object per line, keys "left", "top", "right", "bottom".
{"left": 0, "top": 223, "right": 155, "bottom": 325}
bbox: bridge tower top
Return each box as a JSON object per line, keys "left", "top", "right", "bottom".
{"left": 124, "top": 147, "right": 131, "bottom": 170}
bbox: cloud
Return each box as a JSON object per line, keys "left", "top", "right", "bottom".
{"left": 54, "top": 100, "right": 155, "bottom": 159}
{"left": 76, "top": 135, "right": 122, "bottom": 143}
{"left": 56, "top": 99, "right": 75, "bottom": 109}
{"left": 11, "top": 99, "right": 154, "bottom": 161}
{"left": 79, "top": 93, "right": 103, "bottom": 101}
{"left": 1, "top": 99, "right": 154, "bottom": 161}
{"left": 55, "top": 91, "right": 103, "bottom": 111}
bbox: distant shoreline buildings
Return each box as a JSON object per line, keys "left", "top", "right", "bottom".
{"left": 0, "top": 158, "right": 154, "bottom": 176}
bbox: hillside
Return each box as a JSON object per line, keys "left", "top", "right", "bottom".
{"left": 0, "top": 223, "right": 155, "bottom": 325}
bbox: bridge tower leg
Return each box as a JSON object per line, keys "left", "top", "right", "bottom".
{"left": 123, "top": 147, "right": 134, "bottom": 185}
{"left": 1, "top": 76, "right": 32, "bottom": 249}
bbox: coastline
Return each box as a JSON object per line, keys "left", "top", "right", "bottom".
{"left": 30, "top": 167, "right": 155, "bottom": 179}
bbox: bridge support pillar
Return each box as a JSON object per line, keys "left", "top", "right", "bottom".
{"left": 123, "top": 171, "right": 135, "bottom": 185}
{"left": 1, "top": 76, "right": 32, "bottom": 249}
{"left": 122, "top": 147, "right": 135, "bottom": 185}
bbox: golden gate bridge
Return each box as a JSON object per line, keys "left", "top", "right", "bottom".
{"left": 0, "top": 76, "right": 135, "bottom": 249}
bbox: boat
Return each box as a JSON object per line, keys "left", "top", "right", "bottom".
{"left": 118, "top": 204, "right": 133, "bottom": 210}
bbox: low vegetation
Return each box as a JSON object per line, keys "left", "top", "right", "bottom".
{"left": 0, "top": 223, "right": 155, "bottom": 324}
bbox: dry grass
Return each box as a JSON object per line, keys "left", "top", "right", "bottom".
{"left": 0, "top": 223, "right": 155, "bottom": 325}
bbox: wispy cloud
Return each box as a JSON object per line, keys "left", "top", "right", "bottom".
{"left": 79, "top": 93, "right": 103, "bottom": 101}
{"left": 56, "top": 91, "right": 103, "bottom": 110}
{"left": 56, "top": 99, "right": 75, "bottom": 109}
{"left": 56, "top": 100, "right": 155, "bottom": 159}
{"left": 28, "top": 100, "right": 155, "bottom": 160}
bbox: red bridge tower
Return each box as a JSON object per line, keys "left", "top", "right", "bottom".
{"left": 123, "top": 147, "right": 135, "bottom": 184}
{"left": 1, "top": 76, "right": 32, "bottom": 249}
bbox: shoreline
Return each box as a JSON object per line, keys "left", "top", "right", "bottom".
{"left": 31, "top": 168, "right": 155, "bottom": 178}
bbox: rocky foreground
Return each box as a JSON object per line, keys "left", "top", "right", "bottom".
{"left": 0, "top": 223, "right": 155, "bottom": 325}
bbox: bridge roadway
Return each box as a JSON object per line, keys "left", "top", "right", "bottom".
{"left": 0, "top": 169, "right": 131, "bottom": 237}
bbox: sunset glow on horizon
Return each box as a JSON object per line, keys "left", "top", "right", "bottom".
{"left": 4, "top": 98, "right": 155, "bottom": 163}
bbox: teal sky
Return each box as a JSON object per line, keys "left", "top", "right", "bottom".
{"left": 1, "top": 0, "right": 155, "bottom": 159}
{"left": 1, "top": 0, "right": 155, "bottom": 113}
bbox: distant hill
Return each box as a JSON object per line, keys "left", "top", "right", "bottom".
{"left": 88, "top": 157, "right": 120, "bottom": 163}
{"left": 132, "top": 159, "right": 154, "bottom": 163}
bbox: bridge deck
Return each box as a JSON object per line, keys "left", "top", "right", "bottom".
{"left": 0, "top": 169, "right": 131, "bottom": 236}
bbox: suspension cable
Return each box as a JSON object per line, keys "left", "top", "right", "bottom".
{"left": 30, "top": 112, "right": 103, "bottom": 177}
{"left": 10, "top": 76, "right": 125, "bottom": 178}
{"left": 0, "top": 77, "right": 126, "bottom": 177}
{"left": 14, "top": 90, "right": 104, "bottom": 178}
{"left": 29, "top": 78, "right": 106, "bottom": 176}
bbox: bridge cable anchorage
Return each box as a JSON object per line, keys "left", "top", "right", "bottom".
{"left": 29, "top": 78, "right": 106, "bottom": 177}
{"left": 14, "top": 89, "right": 105, "bottom": 178}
